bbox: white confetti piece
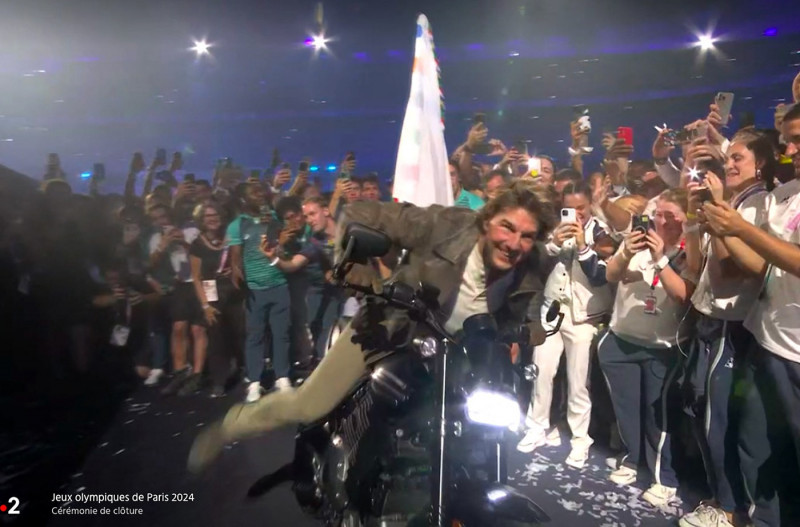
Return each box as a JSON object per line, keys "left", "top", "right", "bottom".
{"left": 113, "top": 449, "right": 125, "bottom": 456}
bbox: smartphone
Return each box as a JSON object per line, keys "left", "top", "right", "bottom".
{"left": 270, "top": 148, "right": 281, "bottom": 170}
{"left": 513, "top": 140, "right": 529, "bottom": 156}
{"left": 561, "top": 208, "right": 577, "bottom": 224}
{"left": 473, "top": 112, "right": 486, "bottom": 127}
{"left": 183, "top": 173, "right": 195, "bottom": 183}
{"left": 617, "top": 127, "right": 634, "bottom": 146}
{"left": 666, "top": 128, "right": 694, "bottom": 146}
{"left": 695, "top": 121, "right": 709, "bottom": 141}
{"left": 714, "top": 92, "right": 734, "bottom": 127}
{"left": 632, "top": 214, "right": 651, "bottom": 234}
{"left": 472, "top": 142, "right": 493, "bottom": 155}
{"left": 696, "top": 187, "right": 713, "bottom": 203}
{"left": 527, "top": 157, "right": 542, "bottom": 177}
{"left": 573, "top": 105, "right": 591, "bottom": 132}
{"left": 155, "top": 148, "right": 167, "bottom": 166}
{"left": 93, "top": 162, "right": 106, "bottom": 181}
{"left": 298, "top": 161, "right": 309, "bottom": 172}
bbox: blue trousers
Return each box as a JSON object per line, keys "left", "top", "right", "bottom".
{"left": 307, "top": 284, "right": 342, "bottom": 359}
{"left": 738, "top": 343, "right": 800, "bottom": 527}
{"left": 683, "top": 315, "right": 749, "bottom": 513}
{"left": 598, "top": 331, "right": 682, "bottom": 488}
{"left": 244, "top": 285, "right": 291, "bottom": 380}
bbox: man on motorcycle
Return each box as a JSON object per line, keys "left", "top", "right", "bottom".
{"left": 188, "top": 179, "right": 557, "bottom": 473}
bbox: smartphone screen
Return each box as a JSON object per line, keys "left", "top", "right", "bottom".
{"left": 156, "top": 148, "right": 167, "bottom": 165}
{"left": 617, "top": 127, "right": 634, "bottom": 146}
{"left": 473, "top": 113, "right": 486, "bottom": 126}
{"left": 513, "top": 140, "right": 528, "bottom": 156}
{"left": 715, "top": 92, "right": 735, "bottom": 126}
{"left": 93, "top": 163, "right": 106, "bottom": 181}
{"left": 298, "top": 161, "right": 309, "bottom": 172}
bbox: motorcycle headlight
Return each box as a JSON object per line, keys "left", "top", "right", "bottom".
{"left": 466, "top": 388, "right": 521, "bottom": 430}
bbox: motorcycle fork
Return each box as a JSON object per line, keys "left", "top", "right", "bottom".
{"left": 431, "top": 339, "right": 451, "bottom": 527}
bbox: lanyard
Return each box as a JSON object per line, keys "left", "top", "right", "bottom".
{"left": 731, "top": 182, "right": 767, "bottom": 211}
{"left": 650, "top": 239, "right": 685, "bottom": 290}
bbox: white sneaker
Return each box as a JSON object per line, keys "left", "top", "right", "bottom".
{"left": 608, "top": 465, "right": 637, "bottom": 485}
{"left": 565, "top": 445, "right": 590, "bottom": 469}
{"left": 545, "top": 427, "right": 562, "bottom": 447}
{"left": 641, "top": 483, "right": 678, "bottom": 508}
{"left": 516, "top": 429, "right": 546, "bottom": 453}
{"left": 274, "top": 377, "right": 292, "bottom": 391}
{"left": 605, "top": 456, "right": 621, "bottom": 470}
{"left": 679, "top": 504, "right": 734, "bottom": 527}
{"left": 144, "top": 368, "right": 164, "bottom": 386}
{"left": 246, "top": 382, "right": 263, "bottom": 403}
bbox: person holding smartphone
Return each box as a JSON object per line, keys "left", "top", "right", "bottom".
{"left": 700, "top": 105, "right": 800, "bottom": 527}
{"left": 450, "top": 160, "right": 485, "bottom": 210}
{"left": 679, "top": 130, "right": 775, "bottom": 527}
{"left": 518, "top": 182, "right": 615, "bottom": 469}
{"left": 227, "top": 182, "right": 291, "bottom": 402}
{"left": 600, "top": 189, "right": 695, "bottom": 508}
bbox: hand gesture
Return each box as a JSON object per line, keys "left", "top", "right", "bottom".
{"left": 260, "top": 234, "right": 278, "bottom": 259}
{"left": 707, "top": 103, "right": 727, "bottom": 130}
{"left": 552, "top": 224, "right": 573, "bottom": 248}
{"left": 273, "top": 167, "right": 291, "bottom": 188}
{"left": 592, "top": 175, "right": 611, "bottom": 204}
{"left": 705, "top": 171, "right": 725, "bottom": 203}
{"left": 466, "top": 123, "right": 488, "bottom": 150}
{"left": 128, "top": 291, "right": 144, "bottom": 306}
{"left": 130, "top": 153, "right": 146, "bottom": 174}
{"left": 169, "top": 152, "right": 183, "bottom": 173}
{"left": 652, "top": 127, "right": 675, "bottom": 160}
{"left": 703, "top": 201, "right": 747, "bottom": 237}
{"left": 278, "top": 225, "right": 299, "bottom": 247}
{"left": 645, "top": 229, "right": 665, "bottom": 262}
{"left": 623, "top": 231, "right": 647, "bottom": 258}
{"left": 341, "top": 155, "right": 356, "bottom": 174}
{"left": 203, "top": 305, "right": 220, "bottom": 326}
{"left": 488, "top": 139, "right": 507, "bottom": 157}
{"left": 686, "top": 182, "right": 705, "bottom": 217}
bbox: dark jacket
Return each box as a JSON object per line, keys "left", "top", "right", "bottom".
{"left": 338, "top": 201, "right": 554, "bottom": 354}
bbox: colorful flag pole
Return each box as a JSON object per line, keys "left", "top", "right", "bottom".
{"left": 391, "top": 14, "right": 453, "bottom": 207}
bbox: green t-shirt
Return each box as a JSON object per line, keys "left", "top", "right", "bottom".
{"left": 455, "top": 188, "right": 485, "bottom": 211}
{"left": 226, "top": 213, "right": 287, "bottom": 290}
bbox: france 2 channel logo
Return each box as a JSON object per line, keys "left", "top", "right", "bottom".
{"left": 1, "top": 497, "right": 21, "bottom": 514}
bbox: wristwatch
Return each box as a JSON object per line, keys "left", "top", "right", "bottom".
{"left": 654, "top": 255, "right": 670, "bottom": 273}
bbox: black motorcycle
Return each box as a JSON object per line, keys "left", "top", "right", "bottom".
{"left": 274, "top": 223, "right": 562, "bottom": 526}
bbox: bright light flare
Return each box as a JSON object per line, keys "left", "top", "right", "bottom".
{"left": 190, "top": 39, "right": 212, "bottom": 57}
{"left": 695, "top": 34, "right": 717, "bottom": 51}
{"left": 466, "top": 389, "right": 521, "bottom": 430}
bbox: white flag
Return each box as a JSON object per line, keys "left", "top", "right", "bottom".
{"left": 391, "top": 15, "right": 453, "bottom": 207}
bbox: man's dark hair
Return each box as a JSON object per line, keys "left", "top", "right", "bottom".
{"left": 275, "top": 195, "right": 303, "bottom": 220}
{"left": 482, "top": 169, "right": 509, "bottom": 189}
{"left": 560, "top": 181, "right": 592, "bottom": 201}
{"left": 554, "top": 168, "right": 583, "bottom": 184}
{"left": 196, "top": 179, "right": 211, "bottom": 189}
{"left": 477, "top": 179, "right": 557, "bottom": 241}
{"left": 146, "top": 202, "right": 171, "bottom": 216}
{"left": 363, "top": 173, "right": 379, "bottom": 185}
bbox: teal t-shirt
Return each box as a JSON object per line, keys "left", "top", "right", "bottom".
{"left": 454, "top": 188, "right": 485, "bottom": 211}
{"left": 226, "top": 213, "right": 287, "bottom": 290}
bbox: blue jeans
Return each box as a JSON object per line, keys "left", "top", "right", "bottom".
{"left": 307, "top": 284, "right": 342, "bottom": 359}
{"left": 245, "top": 285, "right": 291, "bottom": 381}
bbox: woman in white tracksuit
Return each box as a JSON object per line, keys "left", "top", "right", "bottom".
{"left": 703, "top": 106, "right": 800, "bottom": 527}
{"left": 517, "top": 182, "right": 615, "bottom": 469}
{"left": 599, "top": 188, "right": 695, "bottom": 509}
